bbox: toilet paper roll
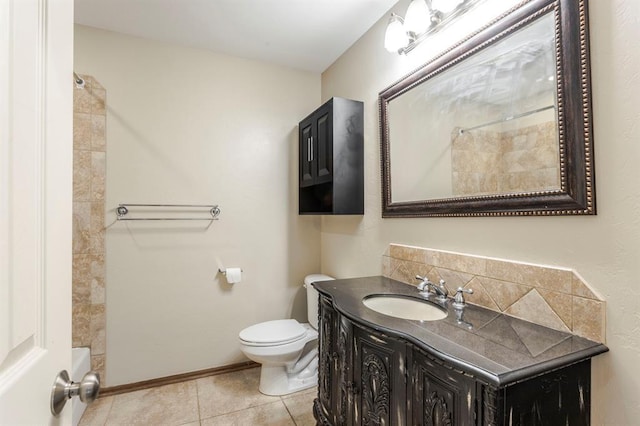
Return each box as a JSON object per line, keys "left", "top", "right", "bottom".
{"left": 225, "top": 267, "right": 242, "bottom": 284}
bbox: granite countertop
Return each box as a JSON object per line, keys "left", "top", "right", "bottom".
{"left": 313, "top": 276, "right": 608, "bottom": 387}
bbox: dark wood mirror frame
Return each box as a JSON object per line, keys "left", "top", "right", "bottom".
{"left": 379, "top": 0, "right": 595, "bottom": 217}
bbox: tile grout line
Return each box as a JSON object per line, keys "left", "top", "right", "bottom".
{"left": 102, "top": 394, "right": 116, "bottom": 426}
{"left": 198, "top": 399, "right": 284, "bottom": 423}
{"left": 280, "top": 397, "right": 298, "bottom": 426}
{"left": 195, "top": 378, "right": 202, "bottom": 424}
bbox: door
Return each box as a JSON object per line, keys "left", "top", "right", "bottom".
{"left": 0, "top": 0, "right": 73, "bottom": 424}
{"left": 314, "top": 104, "right": 333, "bottom": 185}
{"left": 317, "top": 296, "right": 337, "bottom": 423}
{"left": 335, "top": 316, "right": 353, "bottom": 426}
{"left": 299, "top": 101, "right": 333, "bottom": 189}
{"left": 412, "top": 349, "right": 477, "bottom": 425}
{"left": 299, "top": 117, "right": 314, "bottom": 187}
{"left": 353, "top": 325, "right": 407, "bottom": 426}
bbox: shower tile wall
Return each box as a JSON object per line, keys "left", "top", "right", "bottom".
{"left": 382, "top": 243, "right": 606, "bottom": 343}
{"left": 452, "top": 122, "right": 560, "bottom": 196}
{"left": 73, "top": 75, "right": 107, "bottom": 380}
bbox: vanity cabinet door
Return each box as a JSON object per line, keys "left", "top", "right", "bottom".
{"left": 412, "top": 349, "right": 478, "bottom": 426}
{"left": 317, "top": 296, "right": 338, "bottom": 424}
{"left": 335, "top": 316, "right": 353, "bottom": 425}
{"left": 316, "top": 296, "right": 354, "bottom": 426}
{"left": 352, "top": 325, "right": 407, "bottom": 426}
{"left": 500, "top": 359, "right": 591, "bottom": 426}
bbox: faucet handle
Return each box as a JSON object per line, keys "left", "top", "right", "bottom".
{"left": 452, "top": 287, "right": 474, "bottom": 308}
{"left": 438, "top": 279, "right": 450, "bottom": 296}
{"left": 415, "top": 275, "right": 432, "bottom": 292}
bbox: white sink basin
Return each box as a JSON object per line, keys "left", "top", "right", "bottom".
{"left": 363, "top": 295, "right": 448, "bottom": 321}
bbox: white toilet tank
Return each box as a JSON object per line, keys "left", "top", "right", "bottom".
{"left": 305, "top": 274, "right": 334, "bottom": 330}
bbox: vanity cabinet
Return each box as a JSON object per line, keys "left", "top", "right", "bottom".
{"left": 314, "top": 288, "right": 599, "bottom": 426}
{"left": 298, "top": 97, "right": 363, "bottom": 215}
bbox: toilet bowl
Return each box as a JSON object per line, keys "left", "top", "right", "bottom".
{"left": 238, "top": 274, "right": 334, "bottom": 396}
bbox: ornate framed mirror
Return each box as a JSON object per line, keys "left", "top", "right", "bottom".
{"left": 379, "top": 0, "right": 595, "bottom": 217}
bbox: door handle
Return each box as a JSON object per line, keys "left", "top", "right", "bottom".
{"left": 51, "top": 370, "right": 101, "bottom": 416}
{"left": 310, "top": 136, "right": 314, "bottom": 162}
{"left": 308, "top": 137, "right": 311, "bottom": 162}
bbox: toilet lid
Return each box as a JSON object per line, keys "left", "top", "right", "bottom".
{"left": 239, "top": 319, "right": 306, "bottom": 345}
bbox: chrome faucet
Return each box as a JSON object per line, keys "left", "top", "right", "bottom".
{"left": 432, "top": 279, "right": 450, "bottom": 301}
{"left": 415, "top": 276, "right": 449, "bottom": 301}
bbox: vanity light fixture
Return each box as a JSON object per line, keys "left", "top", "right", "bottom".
{"left": 384, "top": 0, "right": 479, "bottom": 55}
{"left": 404, "top": 0, "right": 432, "bottom": 35}
{"left": 383, "top": 13, "right": 410, "bottom": 53}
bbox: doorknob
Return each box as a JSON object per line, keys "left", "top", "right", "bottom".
{"left": 50, "top": 370, "right": 101, "bottom": 416}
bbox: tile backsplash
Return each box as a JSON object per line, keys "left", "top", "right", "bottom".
{"left": 382, "top": 244, "right": 605, "bottom": 343}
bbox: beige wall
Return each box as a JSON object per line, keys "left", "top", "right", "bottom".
{"left": 321, "top": 0, "right": 640, "bottom": 424}
{"left": 74, "top": 25, "right": 322, "bottom": 386}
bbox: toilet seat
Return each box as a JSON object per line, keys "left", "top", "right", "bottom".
{"left": 239, "top": 319, "right": 306, "bottom": 347}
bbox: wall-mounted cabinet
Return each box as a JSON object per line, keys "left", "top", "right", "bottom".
{"left": 298, "top": 97, "right": 363, "bottom": 215}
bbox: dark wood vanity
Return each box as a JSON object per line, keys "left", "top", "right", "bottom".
{"left": 312, "top": 277, "right": 608, "bottom": 426}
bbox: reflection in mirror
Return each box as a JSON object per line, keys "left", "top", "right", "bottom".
{"left": 380, "top": 0, "right": 595, "bottom": 217}
{"left": 390, "top": 14, "right": 558, "bottom": 202}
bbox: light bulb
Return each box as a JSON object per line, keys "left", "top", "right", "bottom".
{"left": 404, "top": 0, "right": 431, "bottom": 35}
{"left": 384, "top": 14, "right": 409, "bottom": 53}
{"left": 430, "top": 0, "right": 464, "bottom": 14}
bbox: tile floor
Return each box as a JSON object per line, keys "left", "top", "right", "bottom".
{"left": 80, "top": 367, "right": 316, "bottom": 426}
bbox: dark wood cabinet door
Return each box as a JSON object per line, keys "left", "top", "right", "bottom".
{"left": 318, "top": 296, "right": 337, "bottom": 423}
{"left": 501, "top": 360, "right": 591, "bottom": 426}
{"left": 412, "top": 349, "right": 477, "bottom": 426}
{"left": 299, "top": 118, "right": 314, "bottom": 187}
{"left": 314, "top": 104, "right": 333, "bottom": 185}
{"left": 299, "top": 103, "right": 332, "bottom": 188}
{"left": 335, "top": 316, "right": 353, "bottom": 425}
{"left": 317, "top": 296, "right": 354, "bottom": 426}
{"left": 353, "top": 326, "right": 407, "bottom": 426}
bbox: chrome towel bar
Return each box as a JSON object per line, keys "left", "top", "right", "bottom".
{"left": 458, "top": 104, "right": 555, "bottom": 135}
{"left": 116, "top": 203, "right": 221, "bottom": 221}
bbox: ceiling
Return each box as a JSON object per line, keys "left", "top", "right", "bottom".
{"left": 74, "top": 0, "right": 399, "bottom": 73}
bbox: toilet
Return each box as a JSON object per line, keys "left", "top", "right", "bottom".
{"left": 238, "top": 274, "right": 334, "bottom": 396}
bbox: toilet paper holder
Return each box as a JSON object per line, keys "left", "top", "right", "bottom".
{"left": 219, "top": 268, "right": 243, "bottom": 275}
